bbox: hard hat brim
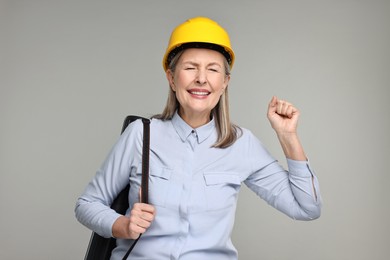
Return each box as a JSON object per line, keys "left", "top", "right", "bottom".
{"left": 164, "top": 42, "right": 234, "bottom": 71}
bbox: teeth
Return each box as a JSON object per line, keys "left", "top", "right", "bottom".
{"left": 190, "top": 91, "right": 209, "bottom": 95}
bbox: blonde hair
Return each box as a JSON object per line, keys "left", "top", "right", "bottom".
{"left": 153, "top": 49, "right": 241, "bottom": 148}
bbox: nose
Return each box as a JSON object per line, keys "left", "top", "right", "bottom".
{"left": 195, "top": 69, "right": 207, "bottom": 85}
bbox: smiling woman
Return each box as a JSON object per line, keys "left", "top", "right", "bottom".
{"left": 154, "top": 17, "right": 239, "bottom": 149}
{"left": 75, "top": 16, "right": 322, "bottom": 260}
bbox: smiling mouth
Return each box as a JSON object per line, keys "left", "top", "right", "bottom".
{"left": 188, "top": 90, "right": 210, "bottom": 96}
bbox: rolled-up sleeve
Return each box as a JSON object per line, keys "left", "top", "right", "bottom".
{"left": 245, "top": 158, "right": 322, "bottom": 220}
{"left": 243, "top": 130, "right": 322, "bottom": 221}
{"left": 286, "top": 158, "right": 322, "bottom": 219}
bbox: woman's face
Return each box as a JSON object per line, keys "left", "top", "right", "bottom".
{"left": 166, "top": 48, "right": 230, "bottom": 122}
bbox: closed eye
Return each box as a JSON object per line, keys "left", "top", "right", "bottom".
{"left": 207, "top": 63, "right": 222, "bottom": 73}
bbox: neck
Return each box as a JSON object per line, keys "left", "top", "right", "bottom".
{"left": 178, "top": 108, "right": 211, "bottom": 128}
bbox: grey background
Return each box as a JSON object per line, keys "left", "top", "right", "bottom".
{"left": 1, "top": 0, "right": 389, "bottom": 259}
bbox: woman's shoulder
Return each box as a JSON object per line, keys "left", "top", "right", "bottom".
{"left": 236, "top": 125, "right": 257, "bottom": 141}
{"left": 123, "top": 117, "right": 144, "bottom": 133}
{"left": 122, "top": 116, "right": 165, "bottom": 133}
{"left": 149, "top": 117, "right": 170, "bottom": 128}
{"left": 233, "top": 125, "right": 268, "bottom": 150}
{"left": 233, "top": 125, "right": 274, "bottom": 161}
{"left": 118, "top": 117, "right": 147, "bottom": 144}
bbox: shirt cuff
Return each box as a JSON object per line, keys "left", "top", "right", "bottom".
{"left": 286, "top": 158, "right": 314, "bottom": 178}
{"left": 103, "top": 212, "right": 122, "bottom": 238}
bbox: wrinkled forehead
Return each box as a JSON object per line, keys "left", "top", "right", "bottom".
{"left": 177, "top": 48, "right": 226, "bottom": 65}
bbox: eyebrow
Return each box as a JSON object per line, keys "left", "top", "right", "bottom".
{"left": 207, "top": 62, "right": 222, "bottom": 68}
{"left": 181, "top": 61, "right": 222, "bottom": 68}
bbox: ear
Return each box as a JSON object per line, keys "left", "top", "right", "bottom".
{"left": 222, "top": 74, "right": 230, "bottom": 92}
{"left": 221, "top": 85, "right": 228, "bottom": 96}
{"left": 166, "top": 69, "right": 175, "bottom": 91}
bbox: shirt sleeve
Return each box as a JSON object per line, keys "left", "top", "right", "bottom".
{"left": 243, "top": 131, "right": 322, "bottom": 220}
{"left": 74, "top": 119, "right": 143, "bottom": 238}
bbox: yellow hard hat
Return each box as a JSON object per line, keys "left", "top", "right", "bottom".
{"left": 162, "top": 17, "right": 235, "bottom": 71}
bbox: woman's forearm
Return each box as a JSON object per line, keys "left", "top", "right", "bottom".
{"left": 277, "top": 133, "right": 307, "bottom": 161}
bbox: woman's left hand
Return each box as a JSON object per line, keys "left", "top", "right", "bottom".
{"left": 267, "top": 96, "right": 307, "bottom": 161}
{"left": 267, "top": 96, "right": 300, "bottom": 135}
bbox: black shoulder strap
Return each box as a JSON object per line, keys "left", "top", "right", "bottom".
{"left": 124, "top": 116, "right": 150, "bottom": 204}
{"left": 121, "top": 116, "right": 150, "bottom": 259}
{"left": 121, "top": 115, "right": 150, "bottom": 204}
{"left": 140, "top": 118, "right": 150, "bottom": 204}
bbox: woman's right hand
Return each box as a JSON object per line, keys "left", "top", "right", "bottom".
{"left": 112, "top": 202, "right": 156, "bottom": 239}
{"left": 128, "top": 202, "right": 156, "bottom": 239}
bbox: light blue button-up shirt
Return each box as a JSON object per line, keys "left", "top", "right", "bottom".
{"left": 75, "top": 112, "right": 321, "bottom": 260}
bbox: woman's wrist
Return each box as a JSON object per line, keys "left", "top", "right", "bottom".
{"left": 276, "top": 132, "right": 307, "bottom": 161}
{"left": 112, "top": 216, "right": 130, "bottom": 239}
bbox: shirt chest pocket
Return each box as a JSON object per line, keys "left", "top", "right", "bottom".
{"left": 201, "top": 172, "right": 241, "bottom": 211}
{"left": 136, "top": 164, "right": 172, "bottom": 208}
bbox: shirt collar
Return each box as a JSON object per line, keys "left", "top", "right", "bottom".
{"left": 171, "top": 111, "right": 216, "bottom": 144}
